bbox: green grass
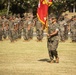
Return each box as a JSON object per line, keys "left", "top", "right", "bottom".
{"left": 0, "top": 37, "right": 76, "bottom": 75}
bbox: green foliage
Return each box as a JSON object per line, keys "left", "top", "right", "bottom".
{"left": 0, "top": 9, "right": 7, "bottom": 15}
{"left": 0, "top": 0, "right": 76, "bottom": 17}
{"left": 49, "top": 0, "right": 67, "bottom": 17}
{"left": 49, "top": 0, "right": 76, "bottom": 18}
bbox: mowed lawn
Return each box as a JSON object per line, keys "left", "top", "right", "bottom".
{"left": 0, "top": 37, "right": 76, "bottom": 75}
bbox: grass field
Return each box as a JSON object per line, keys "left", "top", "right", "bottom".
{"left": 0, "top": 37, "right": 76, "bottom": 75}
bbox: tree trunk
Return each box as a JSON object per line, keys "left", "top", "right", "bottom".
{"left": 7, "top": 0, "right": 10, "bottom": 15}
{"left": 73, "top": 4, "right": 75, "bottom": 13}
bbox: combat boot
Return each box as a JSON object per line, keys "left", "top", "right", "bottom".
{"left": 55, "top": 57, "right": 59, "bottom": 63}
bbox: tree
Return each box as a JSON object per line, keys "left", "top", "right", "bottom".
{"left": 0, "top": 0, "right": 76, "bottom": 17}
{"left": 48, "top": 0, "right": 76, "bottom": 18}
{"left": 49, "top": 0, "right": 67, "bottom": 18}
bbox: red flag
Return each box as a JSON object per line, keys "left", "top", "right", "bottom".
{"left": 37, "top": 0, "right": 52, "bottom": 25}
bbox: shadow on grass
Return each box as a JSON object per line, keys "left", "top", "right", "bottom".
{"left": 38, "top": 58, "right": 50, "bottom": 63}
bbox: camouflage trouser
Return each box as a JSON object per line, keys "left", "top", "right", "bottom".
{"left": 36, "top": 29, "right": 43, "bottom": 40}
{"left": 18, "top": 29, "right": 22, "bottom": 39}
{"left": 71, "top": 30, "right": 76, "bottom": 41}
{"left": 60, "top": 31, "right": 65, "bottom": 41}
{"left": 0, "top": 29, "right": 3, "bottom": 40}
{"left": 64, "top": 26, "right": 68, "bottom": 40}
{"left": 23, "top": 28, "right": 29, "bottom": 40}
{"left": 64, "top": 31, "right": 68, "bottom": 40}
{"left": 3, "top": 30, "right": 9, "bottom": 39}
{"left": 9, "top": 30, "right": 18, "bottom": 42}
{"left": 28, "top": 28, "right": 33, "bottom": 39}
{"left": 47, "top": 40, "right": 59, "bottom": 51}
{"left": 47, "top": 40, "right": 59, "bottom": 60}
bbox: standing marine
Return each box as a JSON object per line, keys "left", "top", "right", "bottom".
{"left": 47, "top": 16, "right": 59, "bottom": 63}
{"left": 70, "top": 15, "right": 76, "bottom": 42}
{"left": 0, "top": 15, "right": 3, "bottom": 41}
{"left": 35, "top": 18, "right": 44, "bottom": 42}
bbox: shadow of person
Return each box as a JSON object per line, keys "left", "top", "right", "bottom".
{"left": 38, "top": 58, "right": 50, "bottom": 63}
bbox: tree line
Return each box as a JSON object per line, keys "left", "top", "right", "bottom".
{"left": 0, "top": 0, "right": 76, "bottom": 17}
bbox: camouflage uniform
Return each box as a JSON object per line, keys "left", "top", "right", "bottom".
{"left": 12, "top": 23, "right": 18, "bottom": 42}
{"left": 2, "top": 16, "right": 8, "bottom": 39}
{"left": 9, "top": 15, "right": 18, "bottom": 42}
{"left": 26, "top": 13, "right": 34, "bottom": 39}
{"left": 8, "top": 16, "right": 14, "bottom": 42}
{"left": 28, "top": 17, "right": 34, "bottom": 39}
{"left": 0, "top": 16, "right": 3, "bottom": 40}
{"left": 15, "top": 15, "right": 22, "bottom": 39}
{"left": 3, "top": 21, "right": 9, "bottom": 39}
{"left": 70, "top": 16, "right": 76, "bottom": 42}
{"left": 47, "top": 17, "right": 59, "bottom": 63}
{"left": 64, "top": 14, "right": 70, "bottom": 40}
{"left": 35, "top": 19, "right": 43, "bottom": 41}
{"left": 18, "top": 20, "right": 23, "bottom": 39}
{"left": 58, "top": 20, "right": 66, "bottom": 41}
{"left": 23, "top": 17, "right": 31, "bottom": 40}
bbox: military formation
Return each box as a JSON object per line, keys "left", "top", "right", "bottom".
{"left": 69, "top": 15, "right": 76, "bottom": 42}
{"left": 0, "top": 13, "right": 45, "bottom": 42}
{"left": 0, "top": 13, "right": 76, "bottom": 43}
